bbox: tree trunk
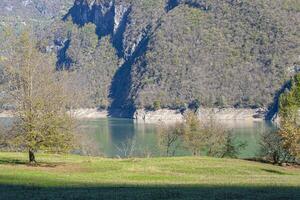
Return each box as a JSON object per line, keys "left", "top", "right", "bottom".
{"left": 29, "top": 149, "right": 36, "bottom": 163}
{"left": 193, "top": 150, "right": 197, "bottom": 156}
{"left": 166, "top": 146, "right": 170, "bottom": 157}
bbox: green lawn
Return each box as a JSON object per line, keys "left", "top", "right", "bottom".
{"left": 0, "top": 152, "right": 299, "bottom": 200}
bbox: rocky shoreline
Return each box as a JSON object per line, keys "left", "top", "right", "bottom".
{"left": 71, "top": 109, "right": 108, "bottom": 119}
{"left": 0, "top": 110, "right": 14, "bottom": 118}
{"left": 134, "top": 108, "right": 267, "bottom": 124}
{"left": 0, "top": 109, "right": 109, "bottom": 119}
{"left": 0, "top": 108, "right": 270, "bottom": 123}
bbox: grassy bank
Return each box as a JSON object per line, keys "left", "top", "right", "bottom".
{"left": 0, "top": 152, "right": 299, "bottom": 199}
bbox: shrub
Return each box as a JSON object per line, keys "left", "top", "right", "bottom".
{"left": 153, "top": 100, "right": 161, "bottom": 111}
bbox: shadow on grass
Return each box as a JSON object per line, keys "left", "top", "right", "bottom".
{"left": 0, "top": 158, "right": 61, "bottom": 168}
{"left": 245, "top": 158, "right": 300, "bottom": 168}
{"left": 0, "top": 184, "right": 299, "bottom": 200}
{"left": 244, "top": 158, "right": 273, "bottom": 164}
{"left": 0, "top": 158, "right": 27, "bottom": 165}
{"left": 261, "top": 168, "right": 286, "bottom": 175}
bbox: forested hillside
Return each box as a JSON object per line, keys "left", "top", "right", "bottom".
{"left": 131, "top": 1, "right": 300, "bottom": 110}
{"left": 0, "top": 0, "right": 299, "bottom": 117}
{"left": 0, "top": 0, "right": 73, "bottom": 27}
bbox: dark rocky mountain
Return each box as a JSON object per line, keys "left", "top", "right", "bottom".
{"left": 0, "top": 0, "right": 299, "bottom": 118}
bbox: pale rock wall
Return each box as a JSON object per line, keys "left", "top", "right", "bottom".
{"left": 134, "top": 108, "right": 267, "bottom": 124}
{"left": 71, "top": 109, "right": 108, "bottom": 119}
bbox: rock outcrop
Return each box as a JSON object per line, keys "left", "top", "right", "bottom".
{"left": 71, "top": 108, "right": 108, "bottom": 119}
{"left": 134, "top": 108, "right": 266, "bottom": 124}
{"left": 134, "top": 109, "right": 184, "bottom": 124}
{"left": 65, "top": 0, "right": 131, "bottom": 43}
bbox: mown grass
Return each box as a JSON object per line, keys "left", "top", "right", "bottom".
{"left": 0, "top": 152, "right": 299, "bottom": 199}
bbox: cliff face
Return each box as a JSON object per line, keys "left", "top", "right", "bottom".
{"left": 66, "top": 0, "right": 129, "bottom": 35}
{"left": 64, "top": 0, "right": 132, "bottom": 58}
{"left": 63, "top": 0, "right": 173, "bottom": 59}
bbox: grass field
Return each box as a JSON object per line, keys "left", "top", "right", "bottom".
{"left": 0, "top": 152, "right": 299, "bottom": 200}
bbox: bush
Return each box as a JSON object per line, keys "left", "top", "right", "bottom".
{"left": 153, "top": 100, "right": 161, "bottom": 111}
{"left": 183, "top": 111, "right": 246, "bottom": 157}
{"left": 188, "top": 99, "right": 201, "bottom": 112}
{"left": 259, "top": 130, "right": 294, "bottom": 164}
{"left": 220, "top": 133, "right": 247, "bottom": 158}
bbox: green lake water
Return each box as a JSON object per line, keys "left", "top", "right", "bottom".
{"left": 0, "top": 117, "right": 276, "bottom": 158}
{"left": 78, "top": 118, "right": 276, "bottom": 159}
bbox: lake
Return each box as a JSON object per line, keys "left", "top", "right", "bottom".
{"left": 78, "top": 118, "right": 276, "bottom": 159}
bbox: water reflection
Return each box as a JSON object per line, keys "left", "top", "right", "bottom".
{"left": 109, "top": 118, "right": 135, "bottom": 142}
{"left": 79, "top": 118, "right": 276, "bottom": 158}
{"left": 223, "top": 121, "right": 276, "bottom": 158}
{"left": 0, "top": 117, "right": 276, "bottom": 158}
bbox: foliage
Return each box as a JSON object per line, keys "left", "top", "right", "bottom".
{"left": 82, "top": 36, "right": 120, "bottom": 109}
{"left": 62, "top": 24, "right": 120, "bottom": 108}
{"left": 182, "top": 111, "right": 206, "bottom": 156}
{"left": 153, "top": 100, "right": 161, "bottom": 111}
{"left": 260, "top": 130, "right": 294, "bottom": 164}
{"left": 277, "top": 74, "right": 300, "bottom": 161}
{"left": 261, "top": 73, "right": 300, "bottom": 164}
{"left": 279, "top": 74, "right": 300, "bottom": 121}
{"left": 188, "top": 98, "right": 201, "bottom": 112}
{"left": 131, "top": 0, "right": 299, "bottom": 110}
{"left": 1, "top": 31, "right": 76, "bottom": 162}
{"left": 181, "top": 111, "right": 246, "bottom": 158}
{"left": 277, "top": 119, "right": 300, "bottom": 162}
{"left": 220, "top": 133, "right": 247, "bottom": 159}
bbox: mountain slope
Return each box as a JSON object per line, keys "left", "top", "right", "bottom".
{"left": 130, "top": 1, "right": 300, "bottom": 110}
{"left": 0, "top": 0, "right": 299, "bottom": 117}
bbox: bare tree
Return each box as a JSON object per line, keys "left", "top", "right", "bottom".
{"left": 158, "top": 122, "right": 184, "bottom": 156}
{"left": 115, "top": 137, "right": 137, "bottom": 158}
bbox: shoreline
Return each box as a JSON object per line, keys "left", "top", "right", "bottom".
{"left": 70, "top": 109, "right": 108, "bottom": 119}
{"left": 0, "top": 109, "right": 109, "bottom": 119}
{"left": 0, "top": 108, "right": 270, "bottom": 123}
{"left": 0, "top": 110, "right": 14, "bottom": 118}
{"left": 134, "top": 108, "right": 267, "bottom": 124}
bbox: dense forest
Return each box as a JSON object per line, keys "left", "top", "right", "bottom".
{"left": 0, "top": 0, "right": 299, "bottom": 117}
